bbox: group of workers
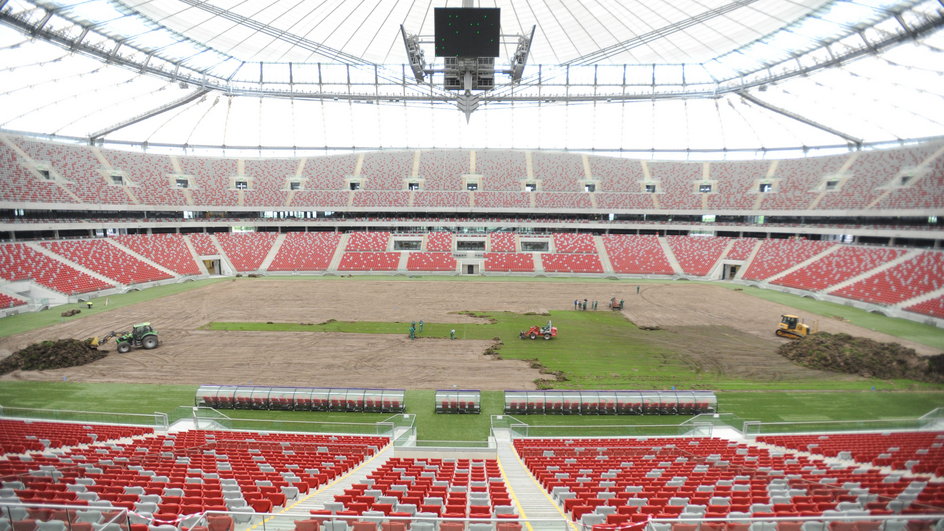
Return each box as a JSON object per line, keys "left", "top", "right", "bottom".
{"left": 408, "top": 320, "right": 457, "bottom": 340}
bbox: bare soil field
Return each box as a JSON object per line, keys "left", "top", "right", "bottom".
{"left": 0, "top": 278, "right": 935, "bottom": 388}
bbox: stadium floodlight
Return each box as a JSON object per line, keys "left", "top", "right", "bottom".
{"left": 509, "top": 25, "right": 535, "bottom": 84}
{"left": 400, "top": 25, "right": 426, "bottom": 83}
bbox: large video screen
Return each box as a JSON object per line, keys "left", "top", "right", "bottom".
{"left": 434, "top": 8, "right": 500, "bottom": 58}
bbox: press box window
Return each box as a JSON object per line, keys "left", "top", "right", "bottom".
{"left": 584, "top": 184, "right": 595, "bottom": 192}
{"left": 350, "top": 182, "right": 361, "bottom": 191}
{"left": 290, "top": 181, "right": 301, "bottom": 191}
{"left": 466, "top": 183, "right": 478, "bottom": 191}
{"left": 525, "top": 183, "right": 537, "bottom": 192}
{"left": 645, "top": 184, "right": 656, "bottom": 193}
{"left": 825, "top": 180, "right": 838, "bottom": 191}
{"left": 39, "top": 169, "right": 51, "bottom": 180}
{"left": 699, "top": 184, "right": 712, "bottom": 193}
{"left": 408, "top": 182, "right": 420, "bottom": 191}
{"left": 111, "top": 175, "right": 124, "bottom": 185}
{"left": 175, "top": 178, "right": 189, "bottom": 188}
{"left": 759, "top": 183, "right": 772, "bottom": 193}
{"left": 235, "top": 180, "right": 248, "bottom": 190}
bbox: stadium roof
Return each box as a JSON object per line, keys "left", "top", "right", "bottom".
{"left": 0, "top": 0, "right": 943, "bottom": 155}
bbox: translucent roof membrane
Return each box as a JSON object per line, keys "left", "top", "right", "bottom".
{"left": 0, "top": 0, "right": 941, "bottom": 155}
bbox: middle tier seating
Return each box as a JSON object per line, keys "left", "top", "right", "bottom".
{"left": 426, "top": 232, "right": 454, "bottom": 252}
{"left": 41, "top": 239, "right": 171, "bottom": 285}
{"left": 489, "top": 233, "right": 517, "bottom": 252}
{"left": 346, "top": 232, "right": 391, "bottom": 252}
{"left": 553, "top": 233, "right": 597, "bottom": 254}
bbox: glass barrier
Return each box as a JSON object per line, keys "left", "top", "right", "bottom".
{"left": 0, "top": 406, "right": 168, "bottom": 431}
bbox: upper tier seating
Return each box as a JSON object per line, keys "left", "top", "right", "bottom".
{"left": 406, "top": 252, "right": 457, "bottom": 272}
{"left": 706, "top": 160, "right": 769, "bottom": 210}
{"left": 267, "top": 232, "right": 342, "bottom": 271}
{"left": 361, "top": 151, "right": 413, "bottom": 190}
{"left": 474, "top": 191, "right": 529, "bottom": 208}
{"left": 772, "top": 246, "right": 906, "bottom": 291}
{"left": 541, "top": 253, "right": 603, "bottom": 273}
{"left": 589, "top": 156, "right": 645, "bottom": 192}
{"left": 532, "top": 152, "right": 584, "bottom": 191}
{"left": 0, "top": 292, "right": 27, "bottom": 308}
{"left": 650, "top": 162, "right": 702, "bottom": 209}
{"left": 351, "top": 191, "right": 410, "bottom": 207}
{"left": 905, "top": 296, "right": 944, "bottom": 319}
{"left": 476, "top": 151, "right": 527, "bottom": 190}
{"left": 188, "top": 233, "right": 219, "bottom": 256}
{"left": 740, "top": 239, "right": 835, "bottom": 281}
{"left": 759, "top": 156, "right": 844, "bottom": 211}
{"left": 818, "top": 145, "right": 939, "bottom": 211}
{"left": 666, "top": 236, "right": 729, "bottom": 276}
{"left": 0, "top": 419, "right": 152, "bottom": 454}
{"left": 0, "top": 243, "right": 112, "bottom": 294}
{"left": 725, "top": 238, "right": 758, "bottom": 260}
{"left": 290, "top": 190, "right": 350, "bottom": 208}
{"left": 41, "top": 239, "right": 171, "bottom": 285}
{"left": 418, "top": 150, "right": 468, "bottom": 190}
{"left": 877, "top": 149, "right": 944, "bottom": 210}
{"left": 113, "top": 234, "right": 201, "bottom": 275}
{"left": 302, "top": 154, "right": 357, "bottom": 190}
{"left": 758, "top": 432, "right": 944, "bottom": 475}
{"left": 553, "top": 233, "right": 597, "bottom": 254}
{"left": 595, "top": 193, "right": 656, "bottom": 210}
{"left": 426, "top": 232, "right": 454, "bottom": 252}
{"left": 214, "top": 232, "right": 279, "bottom": 272}
{"left": 11, "top": 138, "right": 129, "bottom": 204}
{"left": 483, "top": 253, "right": 534, "bottom": 272}
{"left": 180, "top": 157, "right": 239, "bottom": 207}
{"left": 602, "top": 235, "right": 674, "bottom": 275}
{"left": 489, "top": 233, "right": 517, "bottom": 252}
{"left": 317, "top": 457, "right": 512, "bottom": 521}
{"left": 534, "top": 193, "right": 593, "bottom": 209}
{"left": 515, "top": 436, "right": 935, "bottom": 525}
{"left": 413, "top": 191, "right": 470, "bottom": 208}
{"left": 338, "top": 252, "right": 400, "bottom": 271}
{"left": 347, "top": 232, "right": 391, "bottom": 251}
{"left": 832, "top": 251, "right": 944, "bottom": 305}
{"left": 100, "top": 149, "right": 186, "bottom": 206}
{"left": 243, "top": 159, "right": 293, "bottom": 207}
{"left": 0, "top": 142, "right": 77, "bottom": 204}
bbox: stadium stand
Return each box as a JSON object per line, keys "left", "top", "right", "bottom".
{"left": 725, "top": 238, "right": 759, "bottom": 261}
{"left": 818, "top": 145, "right": 940, "bottom": 211}
{"left": 347, "top": 232, "right": 391, "bottom": 251}
{"left": 407, "top": 252, "right": 457, "bottom": 272}
{"left": 426, "top": 232, "right": 454, "bottom": 252}
{"left": 40, "top": 239, "right": 171, "bottom": 285}
{"left": 100, "top": 149, "right": 186, "bottom": 206}
{"left": 10, "top": 138, "right": 129, "bottom": 204}
{"left": 707, "top": 160, "right": 770, "bottom": 210}
{"left": 301, "top": 154, "right": 358, "bottom": 190}
{"left": 602, "top": 235, "right": 674, "bottom": 275}
{"left": 666, "top": 236, "right": 729, "bottom": 276}
{"left": 483, "top": 253, "right": 534, "bottom": 272}
{"left": 0, "top": 141, "right": 78, "bottom": 204}
{"left": 552, "top": 233, "right": 596, "bottom": 253}
{"left": 413, "top": 191, "right": 471, "bottom": 208}
{"left": 532, "top": 152, "right": 584, "bottom": 191}
{"left": 595, "top": 192, "right": 657, "bottom": 210}
{"left": 740, "top": 239, "right": 836, "bottom": 281}
{"left": 489, "top": 233, "right": 517, "bottom": 252}
{"left": 113, "top": 234, "right": 202, "bottom": 275}
{"left": 267, "top": 232, "right": 342, "bottom": 272}
{"left": 361, "top": 151, "right": 413, "bottom": 190}
{"left": 758, "top": 432, "right": 944, "bottom": 475}
{"left": 291, "top": 190, "right": 351, "bottom": 208}
{"left": 476, "top": 151, "right": 527, "bottom": 190}
{"left": 831, "top": 251, "right": 944, "bottom": 305}
{"left": 352, "top": 190, "right": 410, "bottom": 207}
{"left": 313, "top": 457, "right": 512, "bottom": 520}
{"left": 214, "top": 232, "right": 278, "bottom": 272}
{"left": 418, "top": 150, "right": 468, "bottom": 190}
{"left": 338, "top": 252, "right": 401, "bottom": 271}
{"left": 905, "top": 296, "right": 944, "bottom": 319}
{"left": 179, "top": 157, "right": 239, "bottom": 207}
{"left": 589, "top": 156, "right": 645, "bottom": 192}
{"left": 534, "top": 193, "right": 593, "bottom": 209}
{"left": 0, "top": 292, "right": 27, "bottom": 308}
{"left": 876, "top": 148, "right": 944, "bottom": 210}
{"left": 473, "top": 191, "right": 530, "bottom": 208}
{"left": 650, "top": 162, "right": 702, "bottom": 209}
{"left": 759, "top": 155, "right": 844, "bottom": 211}
{"left": 772, "top": 246, "right": 907, "bottom": 291}
{"left": 0, "top": 243, "right": 113, "bottom": 294}
{"left": 540, "top": 253, "right": 604, "bottom": 273}
{"left": 243, "top": 159, "right": 293, "bottom": 207}
{"left": 188, "top": 233, "right": 220, "bottom": 256}
{"left": 0, "top": 419, "right": 152, "bottom": 454}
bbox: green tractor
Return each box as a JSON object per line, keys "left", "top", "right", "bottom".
{"left": 88, "top": 323, "right": 159, "bottom": 353}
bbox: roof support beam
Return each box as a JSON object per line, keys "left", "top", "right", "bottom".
{"left": 737, "top": 91, "right": 863, "bottom": 146}
{"left": 89, "top": 88, "right": 210, "bottom": 143}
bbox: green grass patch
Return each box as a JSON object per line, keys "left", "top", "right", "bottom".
{"left": 728, "top": 285, "right": 944, "bottom": 350}
{"left": 0, "top": 279, "right": 226, "bottom": 338}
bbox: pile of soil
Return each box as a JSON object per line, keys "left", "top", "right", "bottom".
{"left": 779, "top": 332, "right": 944, "bottom": 382}
{"left": 0, "top": 339, "right": 107, "bottom": 375}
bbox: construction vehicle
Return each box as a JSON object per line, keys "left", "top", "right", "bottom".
{"left": 520, "top": 320, "right": 558, "bottom": 340}
{"left": 776, "top": 314, "right": 817, "bottom": 339}
{"left": 88, "top": 323, "right": 159, "bottom": 353}
{"left": 609, "top": 297, "right": 624, "bottom": 311}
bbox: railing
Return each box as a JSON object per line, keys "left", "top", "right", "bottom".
{"left": 507, "top": 421, "right": 714, "bottom": 439}
{"left": 742, "top": 411, "right": 944, "bottom": 437}
{"left": 0, "top": 405, "right": 168, "bottom": 431}
{"left": 168, "top": 406, "right": 399, "bottom": 436}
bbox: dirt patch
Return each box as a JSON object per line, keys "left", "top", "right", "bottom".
{"left": 779, "top": 332, "right": 944, "bottom": 382}
{"left": 0, "top": 339, "right": 106, "bottom": 375}
{"left": 0, "top": 279, "right": 937, "bottom": 388}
